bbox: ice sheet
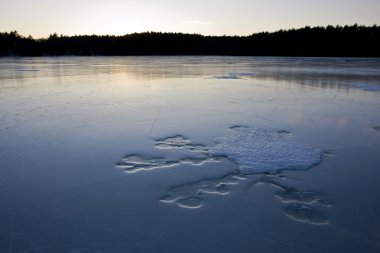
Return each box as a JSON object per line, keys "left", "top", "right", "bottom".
{"left": 1, "top": 56, "right": 380, "bottom": 253}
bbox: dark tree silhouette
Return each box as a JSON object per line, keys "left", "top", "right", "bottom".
{"left": 1, "top": 25, "right": 379, "bottom": 57}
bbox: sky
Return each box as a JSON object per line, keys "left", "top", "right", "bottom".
{"left": 1, "top": 0, "right": 380, "bottom": 38}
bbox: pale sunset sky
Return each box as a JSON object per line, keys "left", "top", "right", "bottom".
{"left": 1, "top": 0, "right": 380, "bottom": 38}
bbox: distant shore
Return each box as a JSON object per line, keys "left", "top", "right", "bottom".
{"left": 1, "top": 25, "right": 379, "bottom": 57}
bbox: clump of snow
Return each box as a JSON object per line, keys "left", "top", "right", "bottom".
{"left": 351, "top": 83, "right": 380, "bottom": 92}
{"left": 209, "top": 127, "right": 322, "bottom": 174}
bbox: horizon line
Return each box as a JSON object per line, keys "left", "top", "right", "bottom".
{"left": 3, "top": 23, "right": 377, "bottom": 39}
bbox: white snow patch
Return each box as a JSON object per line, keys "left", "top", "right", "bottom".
{"left": 209, "top": 127, "right": 322, "bottom": 174}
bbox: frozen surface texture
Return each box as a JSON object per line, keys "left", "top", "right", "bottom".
{"left": 160, "top": 173, "right": 246, "bottom": 209}
{"left": 116, "top": 127, "right": 327, "bottom": 222}
{"left": 154, "top": 135, "right": 209, "bottom": 154}
{"left": 209, "top": 127, "right": 322, "bottom": 174}
{"left": 116, "top": 135, "right": 223, "bottom": 173}
{"left": 117, "top": 128, "right": 322, "bottom": 175}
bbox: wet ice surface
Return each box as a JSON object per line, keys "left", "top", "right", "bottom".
{"left": 1, "top": 57, "right": 380, "bottom": 253}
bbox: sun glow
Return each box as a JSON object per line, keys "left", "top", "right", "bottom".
{"left": 0, "top": 0, "right": 379, "bottom": 37}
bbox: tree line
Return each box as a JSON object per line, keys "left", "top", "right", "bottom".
{"left": 1, "top": 25, "right": 379, "bottom": 57}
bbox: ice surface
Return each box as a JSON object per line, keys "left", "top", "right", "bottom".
{"left": 214, "top": 72, "right": 257, "bottom": 79}
{"left": 209, "top": 127, "right": 322, "bottom": 174}
{"left": 2, "top": 57, "right": 380, "bottom": 252}
{"left": 351, "top": 83, "right": 380, "bottom": 92}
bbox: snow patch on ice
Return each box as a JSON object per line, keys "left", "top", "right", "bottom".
{"left": 284, "top": 204, "right": 329, "bottom": 225}
{"left": 249, "top": 174, "right": 332, "bottom": 225}
{"left": 155, "top": 135, "right": 208, "bottom": 154}
{"left": 351, "top": 83, "right": 380, "bottom": 92}
{"left": 117, "top": 127, "right": 330, "bottom": 222}
{"left": 160, "top": 172, "right": 246, "bottom": 208}
{"left": 116, "top": 154, "right": 222, "bottom": 173}
{"left": 209, "top": 127, "right": 322, "bottom": 174}
{"left": 117, "top": 128, "right": 322, "bottom": 174}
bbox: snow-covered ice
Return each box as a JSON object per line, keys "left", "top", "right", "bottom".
{"left": 209, "top": 127, "right": 322, "bottom": 173}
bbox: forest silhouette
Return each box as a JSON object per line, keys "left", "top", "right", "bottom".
{"left": 1, "top": 25, "right": 379, "bottom": 57}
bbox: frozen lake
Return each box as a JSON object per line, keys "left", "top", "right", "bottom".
{"left": 0, "top": 56, "right": 380, "bottom": 252}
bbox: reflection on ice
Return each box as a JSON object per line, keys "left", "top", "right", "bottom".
{"left": 214, "top": 72, "right": 257, "bottom": 79}
{"left": 351, "top": 83, "right": 380, "bottom": 92}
